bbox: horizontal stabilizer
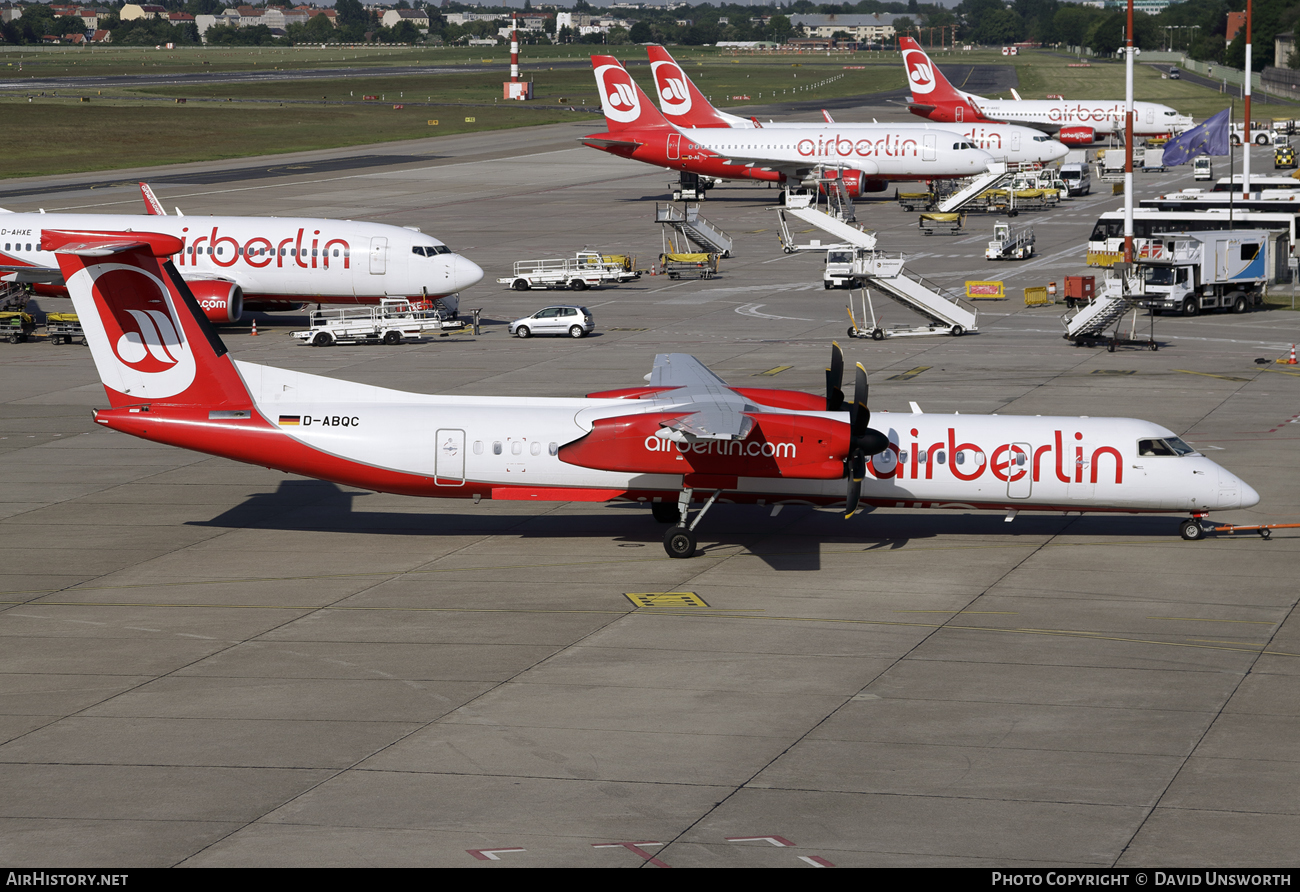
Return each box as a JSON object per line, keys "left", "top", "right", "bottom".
{"left": 41, "top": 230, "right": 183, "bottom": 258}
{"left": 579, "top": 136, "right": 644, "bottom": 150}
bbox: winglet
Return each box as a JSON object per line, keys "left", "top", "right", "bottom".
{"left": 822, "top": 109, "right": 836, "bottom": 124}
{"left": 139, "top": 183, "right": 166, "bottom": 216}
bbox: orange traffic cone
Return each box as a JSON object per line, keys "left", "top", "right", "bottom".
{"left": 1289, "top": 344, "right": 1297, "bottom": 365}
{"left": 250, "top": 320, "right": 258, "bottom": 336}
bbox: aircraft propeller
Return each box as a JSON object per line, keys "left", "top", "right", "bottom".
{"left": 826, "top": 340, "right": 846, "bottom": 413}
{"left": 834, "top": 353, "right": 890, "bottom": 518}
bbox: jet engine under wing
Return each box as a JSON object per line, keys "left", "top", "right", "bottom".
{"left": 650, "top": 353, "right": 756, "bottom": 441}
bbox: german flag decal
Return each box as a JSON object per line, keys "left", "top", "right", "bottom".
{"left": 278, "top": 416, "right": 301, "bottom": 426}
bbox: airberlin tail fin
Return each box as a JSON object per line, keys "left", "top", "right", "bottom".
{"left": 43, "top": 229, "right": 251, "bottom": 410}
{"left": 591, "top": 55, "right": 673, "bottom": 132}
{"left": 645, "top": 44, "right": 751, "bottom": 129}
{"left": 899, "top": 36, "right": 975, "bottom": 107}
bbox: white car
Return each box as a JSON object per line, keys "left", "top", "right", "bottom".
{"left": 509, "top": 305, "right": 594, "bottom": 338}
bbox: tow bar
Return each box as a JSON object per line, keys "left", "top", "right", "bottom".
{"left": 1208, "top": 522, "right": 1300, "bottom": 540}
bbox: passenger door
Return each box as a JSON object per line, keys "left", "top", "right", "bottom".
{"left": 435, "top": 429, "right": 465, "bottom": 485}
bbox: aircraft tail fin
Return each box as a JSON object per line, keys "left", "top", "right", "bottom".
{"left": 646, "top": 45, "right": 750, "bottom": 128}
{"left": 43, "top": 229, "right": 252, "bottom": 410}
{"left": 591, "top": 55, "right": 673, "bottom": 132}
{"left": 899, "top": 36, "right": 975, "bottom": 107}
{"left": 139, "top": 183, "right": 166, "bottom": 216}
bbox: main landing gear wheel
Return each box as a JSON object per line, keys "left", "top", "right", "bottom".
{"left": 664, "top": 527, "right": 697, "bottom": 559}
{"left": 1180, "top": 519, "right": 1206, "bottom": 541}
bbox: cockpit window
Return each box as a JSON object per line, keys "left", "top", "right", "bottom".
{"left": 1138, "top": 437, "right": 1198, "bottom": 457}
{"left": 412, "top": 245, "right": 453, "bottom": 257}
{"left": 953, "top": 141, "right": 977, "bottom": 150}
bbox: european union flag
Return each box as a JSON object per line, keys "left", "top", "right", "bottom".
{"left": 1162, "top": 108, "right": 1231, "bottom": 167}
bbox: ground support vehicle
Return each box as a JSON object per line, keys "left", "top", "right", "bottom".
{"left": 1276, "top": 145, "right": 1297, "bottom": 170}
{"left": 660, "top": 253, "right": 718, "bottom": 280}
{"left": 1062, "top": 271, "right": 1157, "bottom": 352}
{"left": 1194, "top": 158, "right": 1213, "bottom": 181}
{"left": 657, "top": 204, "right": 733, "bottom": 257}
{"left": 1063, "top": 275, "right": 1095, "bottom": 309}
{"left": 919, "top": 213, "right": 965, "bottom": 235}
{"left": 45, "top": 313, "right": 84, "bottom": 345}
{"left": 0, "top": 312, "right": 35, "bottom": 344}
{"left": 292, "top": 299, "right": 461, "bottom": 347}
{"left": 671, "top": 172, "right": 711, "bottom": 202}
{"left": 897, "top": 191, "right": 935, "bottom": 212}
{"left": 1142, "top": 148, "right": 1167, "bottom": 172}
{"left": 844, "top": 254, "right": 979, "bottom": 339}
{"left": 985, "top": 221, "right": 1036, "bottom": 260}
{"left": 1133, "top": 230, "right": 1269, "bottom": 316}
{"left": 499, "top": 252, "right": 635, "bottom": 292}
{"left": 1231, "top": 125, "right": 1279, "bottom": 146}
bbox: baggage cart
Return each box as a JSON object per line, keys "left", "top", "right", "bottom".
{"left": 660, "top": 252, "right": 718, "bottom": 280}
{"left": 0, "top": 311, "right": 35, "bottom": 344}
{"left": 45, "top": 312, "right": 85, "bottom": 345}
{"left": 918, "top": 212, "right": 964, "bottom": 236}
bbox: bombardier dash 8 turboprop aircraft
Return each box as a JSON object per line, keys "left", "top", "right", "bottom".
{"left": 583, "top": 55, "right": 994, "bottom": 195}
{"left": 899, "top": 38, "right": 1192, "bottom": 144}
{"left": 645, "top": 45, "right": 1069, "bottom": 168}
{"left": 50, "top": 228, "right": 1258, "bottom": 557}
{"left": 0, "top": 185, "right": 484, "bottom": 322}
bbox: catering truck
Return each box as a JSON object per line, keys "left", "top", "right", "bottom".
{"left": 1133, "top": 230, "right": 1270, "bottom": 316}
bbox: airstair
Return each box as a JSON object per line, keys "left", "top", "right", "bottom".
{"left": 0, "top": 281, "right": 29, "bottom": 312}
{"left": 1062, "top": 273, "right": 1156, "bottom": 349}
{"left": 656, "top": 203, "right": 734, "bottom": 257}
{"left": 848, "top": 253, "right": 979, "bottom": 337}
{"left": 776, "top": 192, "right": 877, "bottom": 253}
{"left": 937, "top": 162, "right": 1014, "bottom": 213}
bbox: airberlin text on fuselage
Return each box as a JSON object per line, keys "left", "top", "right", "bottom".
{"left": 865, "top": 428, "right": 1121, "bottom": 485}
{"left": 796, "top": 134, "right": 920, "bottom": 159}
{"left": 645, "top": 436, "right": 796, "bottom": 458}
{"left": 174, "top": 226, "right": 351, "bottom": 271}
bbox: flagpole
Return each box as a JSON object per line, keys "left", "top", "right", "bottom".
{"left": 1230, "top": 101, "right": 1235, "bottom": 227}
{"left": 1243, "top": 0, "right": 1252, "bottom": 197}
{"left": 1123, "top": 0, "right": 1135, "bottom": 264}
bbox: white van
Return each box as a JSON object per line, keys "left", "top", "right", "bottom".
{"left": 1059, "top": 162, "right": 1091, "bottom": 196}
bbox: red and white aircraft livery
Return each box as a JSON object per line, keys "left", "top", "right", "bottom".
{"left": 899, "top": 38, "right": 1193, "bottom": 145}
{"left": 0, "top": 192, "right": 483, "bottom": 323}
{"left": 583, "top": 55, "right": 993, "bottom": 196}
{"left": 645, "top": 45, "right": 1069, "bottom": 168}
{"left": 50, "top": 228, "right": 1258, "bottom": 557}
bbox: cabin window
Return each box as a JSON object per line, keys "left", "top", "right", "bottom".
{"left": 493, "top": 441, "right": 502, "bottom": 455}
{"left": 473, "top": 441, "right": 483, "bottom": 455}
{"left": 918, "top": 451, "right": 927, "bottom": 464}
{"left": 549, "top": 442, "right": 558, "bottom": 456}
{"left": 530, "top": 442, "right": 542, "bottom": 456}
{"left": 511, "top": 441, "right": 523, "bottom": 456}
{"left": 935, "top": 451, "right": 946, "bottom": 464}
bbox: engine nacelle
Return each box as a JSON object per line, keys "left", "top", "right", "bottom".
{"left": 816, "top": 169, "right": 886, "bottom": 198}
{"left": 1058, "top": 126, "right": 1096, "bottom": 146}
{"left": 186, "top": 279, "right": 243, "bottom": 323}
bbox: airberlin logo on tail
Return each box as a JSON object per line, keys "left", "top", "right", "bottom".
{"left": 903, "top": 50, "right": 936, "bottom": 95}
{"left": 76, "top": 263, "right": 197, "bottom": 398}
{"left": 595, "top": 63, "right": 642, "bottom": 124}
{"left": 650, "top": 60, "right": 692, "bottom": 115}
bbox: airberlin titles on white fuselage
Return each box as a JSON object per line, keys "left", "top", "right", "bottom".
{"left": 0, "top": 212, "right": 484, "bottom": 301}
{"left": 684, "top": 128, "right": 991, "bottom": 172}
{"left": 647, "top": 55, "right": 1066, "bottom": 167}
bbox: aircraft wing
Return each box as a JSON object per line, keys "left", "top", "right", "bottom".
{"left": 649, "top": 353, "right": 755, "bottom": 441}
{"left": 1, "top": 265, "right": 63, "bottom": 284}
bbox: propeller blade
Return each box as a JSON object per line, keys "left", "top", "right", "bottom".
{"left": 845, "top": 476, "right": 861, "bottom": 519}
{"left": 826, "top": 341, "right": 845, "bottom": 412}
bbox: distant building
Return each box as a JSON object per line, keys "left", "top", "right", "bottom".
{"left": 789, "top": 13, "right": 905, "bottom": 43}
{"left": 1277, "top": 31, "right": 1296, "bottom": 69}
{"left": 382, "top": 9, "right": 429, "bottom": 29}
{"left": 119, "top": 4, "right": 168, "bottom": 21}
{"left": 1227, "top": 11, "right": 1247, "bottom": 43}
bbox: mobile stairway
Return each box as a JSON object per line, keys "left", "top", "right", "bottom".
{"left": 937, "top": 162, "right": 1014, "bottom": 213}
{"left": 775, "top": 192, "right": 877, "bottom": 254}
{"left": 1062, "top": 274, "right": 1157, "bottom": 351}
{"left": 656, "top": 203, "right": 734, "bottom": 257}
{"left": 847, "top": 253, "right": 980, "bottom": 338}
